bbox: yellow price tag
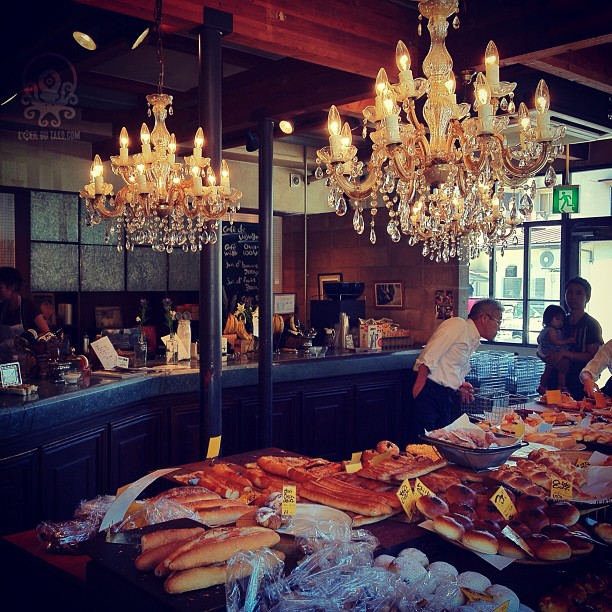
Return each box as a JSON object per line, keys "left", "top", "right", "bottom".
{"left": 396, "top": 478, "right": 419, "bottom": 519}
{"left": 594, "top": 391, "right": 606, "bottom": 408}
{"left": 371, "top": 451, "right": 393, "bottom": 465}
{"left": 550, "top": 477, "right": 573, "bottom": 500}
{"left": 490, "top": 486, "right": 517, "bottom": 521}
{"left": 413, "top": 478, "right": 433, "bottom": 499}
{"left": 345, "top": 461, "right": 363, "bottom": 473}
{"left": 460, "top": 587, "right": 494, "bottom": 603}
{"left": 576, "top": 458, "right": 590, "bottom": 469}
{"left": 281, "top": 485, "right": 297, "bottom": 515}
{"left": 206, "top": 435, "right": 222, "bottom": 459}
{"left": 238, "top": 490, "right": 259, "bottom": 505}
{"left": 514, "top": 421, "right": 525, "bottom": 438}
{"left": 542, "top": 412, "right": 558, "bottom": 424}
{"left": 493, "top": 602, "right": 509, "bottom": 612}
{"left": 351, "top": 451, "right": 363, "bottom": 463}
{"left": 546, "top": 389, "right": 562, "bottom": 404}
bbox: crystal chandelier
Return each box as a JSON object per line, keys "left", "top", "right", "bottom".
{"left": 80, "top": 0, "right": 241, "bottom": 253}
{"left": 316, "top": 0, "right": 565, "bottom": 261}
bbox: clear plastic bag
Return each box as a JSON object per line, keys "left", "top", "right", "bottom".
{"left": 111, "top": 497, "right": 201, "bottom": 532}
{"left": 36, "top": 519, "right": 100, "bottom": 554}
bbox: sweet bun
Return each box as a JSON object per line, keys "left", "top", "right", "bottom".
{"left": 486, "top": 585, "right": 520, "bottom": 612}
{"left": 376, "top": 440, "right": 399, "bottom": 454}
{"left": 448, "top": 502, "right": 477, "bottom": 518}
{"left": 432, "top": 514, "right": 465, "bottom": 541}
{"left": 461, "top": 529, "right": 499, "bottom": 554}
{"left": 457, "top": 571, "right": 492, "bottom": 592}
{"left": 533, "top": 538, "right": 571, "bottom": 561}
{"left": 426, "top": 561, "right": 458, "bottom": 579}
{"left": 388, "top": 556, "right": 427, "bottom": 584}
{"left": 506, "top": 520, "right": 531, "bottom": 539}
{"left": 562, "top": 534, "right": 594, "bottom": 555}
{"left": 524, "top": 533, "right": 549, "bottom": 551}
{"left": 546, "top": 502, "right": 580, "bottom": 527}
{"left": 445, "top": 484, "right": 477, "bottom": 507}
{"left": 538, "top": 593, "right": 572, "bottom": 612}
{"left": 593, "top": 522, "right": 612, "bottom": 544}
{"left": 372, "top": 554, "right": 396, "bottom": 569}
{"left": 416, "top": 494, "right": 449, "bottom": 519}
{"left": 475, "top": 500, "right": 504, "bottom": 522}
{"left": 540, "top": 523, "right": 570, "bottom": 539}
{"left": 496, "top": 535, "right": 528, "bottom": 559}
{"left": 448, "top": 512, "right": 473, "bottom": 530}
{"left": 516, "top": 494, "right": 547, "bottom": 513}
{"left": 396, "top": 547, "right": 429, "bottom": 567}
{"left": 472, "top": 518, "right": 502, "bottom": 534}
{"left": 519, "top": 508, "right": 550, "bottom": 532}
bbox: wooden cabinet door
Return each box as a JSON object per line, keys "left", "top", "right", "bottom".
{"left": 41, "top": 427, "right": 107, "bottom": 522}
{"left": 109, "top": 408, "right": 165, "bottom": 491}
{"left": 354, "top": 376, "right": 403, "bottom": 450}
{"left": 301, "top": 385, "right": 353, "bottom": 460}
{"left": 0, "top": 450, "right": 39, "bottom": 535}
{"left": 170, "top": 401, "right": 201, "bottom": 466}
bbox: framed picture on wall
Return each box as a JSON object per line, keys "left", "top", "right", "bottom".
{"left": 374, "top": 281, "right": 404, "bottom": 308}
{"left": 95, "top": 306, "right": 123, "bottom": 329}
{"left": 32, "top": 293, "right": 56, "bottom": 326}
{"left": 318, "top": 272, "right": 343, "bottom": 299}
{"left": 273, "top": 293, "right": 296, "bottom": 314}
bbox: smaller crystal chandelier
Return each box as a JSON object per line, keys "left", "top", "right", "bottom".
{"left": 80, "top": 0, "right": 241, "bottom": 252}
{"left": 316, "top": 0, "right": 565, "bottom": 261}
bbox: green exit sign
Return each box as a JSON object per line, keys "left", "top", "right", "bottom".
{"left": 553, "top": 185, "right": 580, "bottom": 214}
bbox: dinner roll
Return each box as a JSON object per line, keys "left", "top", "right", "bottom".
{"left": 388, "top": 556, "right": 427, "bottom": 584}
{"left": 540, "top": 523, "right": 570, "bottom": 539}
{"left": 506, "top": 520, "right": 531, "bottom": 539}
{"left": 448, "top": 502, "right": 477, "bottom": 518}
{"left": 426, "top": 561, "right": 458, "bottom": 579}
{"left": 534, "top": 538, "right": 571, "bottom": 561}
{"left": 448, "top": 512, "right": 473, "bottom": 530}
{"left": 516, "top": 494, "right": 547, "bottom": 513}
{"left": 486, "top": 585, "right": 520, "bottom": 612}
{"left": 457, "top": 571, "right": 492, "bottom": 592}
{"left": 416, "top": 494, "right": 449, "bottom": 519}
{"left": 475, "top": 501, "right": 504, "bottom": 522}
{"left": 519, "top": 508, "right": 550, "bottom": 533}
{"left": 445, "top": 484, "right": 477, "bottom": 507}
{"left": 376, "top": 440, "right": 399, "bottom": 454}
{"left": 372, "top": 554, "right": 396, "bottom": 569}
{"left": 562, "top": 534, "right": 594, "bottom": 555}
{"left": 496, "top": 535, "right": 527, "bottom": 559}
{"left": 432, "top": 514, "right": 465, "bottom": 541}
{"left": 546, "top": 502, "right": 580, "bottom": 527}
{"left": 472, "top": 518, "right": 502, "bottom": 534}
{"left": 396, "top": 547, "right": 429, "bottom": 567}
{"left": 461, "top": 529, "right": 499, "bottom": 554}
{"left": 593, "top": 522, "right": 612, "bottom": 544}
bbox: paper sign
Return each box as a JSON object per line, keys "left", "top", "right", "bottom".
{"left": 99, "top": 467, "right": 179, "bottom": 531}
{"left": 350, "top": 452, "right": 363, "bottom": 463}
{"left": 576, "top": 458, "right": 590, "bottom": 469}
{"left": 514, "top": 422, "right": 525, "bottom": 438}
{"left": 161, "top": 334, "right": 190, "bottom": 361}
{"left": 493, "top": 602, "right": 509, "bottom": 612}
{"left": 345, "top": 461, "right": 362, "bottom": 473}
{"left": 396, "top": 478, "right": 419, "bottom": 520}
{"left": 490, "top": 486, "right": 517, "bottom": 520}
{"left": 594, "top": 391, "right": 606, "bottom": 408}
{"left": 413, "top": 478, "right": 433, "bottom": 499}
{"left": 543, "top": 412, "right": 558, "bottom": 424}
{"left": 91, "top": 335, "right": 119, "bottom": 370}
{"left": 0, "top": 362, "right": 22, "bottom": 387}
{"left": 238, "top": 490, "right": 259, "bottom": 505}
{"left": 206, "top": 435, "right": 222, "bottom": 459}
{"left": 538, "top": 422, "right": 554, "bottom": 433}
{"left": 501, "top": 525, "right": 535, "bottom": 558}
{"left": 117, "top": 355, "right": 130, "bottom": 369}
{"left": 579, "top": 416, "right": 592, "bottom": 429}
{"left": 371, "top": 450, "right": 393, "bottom": 465}
{"left": 282, "top": 485, "right": 297, "bottom": 515}
{"left": 546, "top": 389, "right": 562, "bottom": 404}
{"left": 550, "top": 477, "right": 573, "bottom": 500}
{"left": 460, "top": 587, "right": 494, "bottom": 603}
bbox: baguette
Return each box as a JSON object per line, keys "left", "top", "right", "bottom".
{"left": 317, "top": 476, "right": 401, "bottom": 510}
{"left": 165, "top": 526, "right": 281, "bottom": 571}
{"left": 196, "top": 503, "right": 252, "bottom": 526}
{"left": 136, "top": 538, "right": 196, "bottom": 571}
{"left": 150, "top": 486, "right": 221, "bottom": 504}
{"left": 141, "top": 527, "right": 206, "bottom": 553}
{"left": 299, "top": 481, "right": 390, "bottom": 516}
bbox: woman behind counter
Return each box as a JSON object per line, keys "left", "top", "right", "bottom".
{"left": 0, "top": 267, "right": 50, "bottom": 361}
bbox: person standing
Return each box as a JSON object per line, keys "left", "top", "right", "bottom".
{"left": 580, "top": 339, "right": 612, "bottom": 398}
{"left": 543, "top": 277, "right": 603, "bottom": 400}
{"left": 406, "top": 298, "right": 504, "bottom": 441}
{"left": 0, "top": 267, "right": 50, "bottom": 361}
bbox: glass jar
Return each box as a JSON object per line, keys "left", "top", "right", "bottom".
{"left": 166, "top": 333, "right": 179, "bottom": 365}
{"left": 134, "top": 334, "right": 148, "bottom": 368}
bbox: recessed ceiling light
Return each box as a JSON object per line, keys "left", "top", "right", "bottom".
{"left": 279, "top": 120, "right": 293, "bottom": 134}
{"left": 73, "top": 30, "right": 97, "bottom": 51}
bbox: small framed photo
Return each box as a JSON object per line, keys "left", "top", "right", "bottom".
{"left": 273, "top": 293, "right": 296, "bottom": 315}
{"left": 32, "top": 293, "right": 56, "bottom": 326}
{"left": 374, "top": 281, "right": 404, "bottom": 308}
{"left": 95, "top": 306, "right": 123, "bottom": 329}
{"left": 318, "top": 272, "right": 343, "bottom": 299}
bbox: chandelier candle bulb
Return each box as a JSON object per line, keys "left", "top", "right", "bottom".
{"left": 193, "top": 127, "right": 204, "bottom": 162}
{"left": 327, "top": 105, "right": 343, "bottom": 158}
{"left": 484, "top": 41, "right": 500, "bottom": 87}
{"left": 140, "top": 124, "right": 152, "bottom": 162}
{"left": 396, "top": 40, "right": 415, "bottom": 97}
{"left": 535, "top": 80, "right": 551, "bottom": 140}
{"left": 119, "top": 127, "right": 129, "bottom": 163}
{"left": 167, "top": 133, "right": 176, "bottom": 164}
{"left": 220, "top": 160, "right": 230, "bottom": 188}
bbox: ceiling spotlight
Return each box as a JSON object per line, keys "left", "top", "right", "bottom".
{"left": 245, "top": 130, "right": 260, "bottom": 152}
{"left": 73, "top": 30, "right": 97, "bottom": 51}
{"left": 279, "top": 120, "right": 294, "bottom": 134}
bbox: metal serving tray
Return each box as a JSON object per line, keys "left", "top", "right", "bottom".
{"left": 420, "top": 434, "right": 527, "bottom": 471}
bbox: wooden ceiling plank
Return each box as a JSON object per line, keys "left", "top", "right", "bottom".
{"left": 523, "top": 57, "right": 612, "bottom": 95}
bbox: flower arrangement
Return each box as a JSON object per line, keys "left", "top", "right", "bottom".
{"left": 135, "top": 298, "right": 149, "bottom": 333}
{"left": 235, "top": 298, "right": 257, "bottom": 333}
{"left": 162, "top": 298, "right": 176, "bottom": 335}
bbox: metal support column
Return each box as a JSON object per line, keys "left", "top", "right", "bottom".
{"left": 197, "top": 8, "right": 232, "bottom": 459}
{"left": 257, "top": 116, "right": 275, "bottom": 448}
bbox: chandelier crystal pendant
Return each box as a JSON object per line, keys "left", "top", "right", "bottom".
{"left": 80, "top": 0, "right": 241, "bottom": 253}
{"left": 316, "top": 0, "right": 565, "bottom": 261}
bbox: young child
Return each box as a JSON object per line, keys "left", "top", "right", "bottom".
{"left": 536, "top": 304, "right": 576, "bottom": 394}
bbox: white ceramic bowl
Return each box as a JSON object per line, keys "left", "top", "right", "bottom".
{"left": 64, "top": 372, "right": 81, "bottom": 384}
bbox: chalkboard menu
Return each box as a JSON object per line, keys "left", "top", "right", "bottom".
{"left": 222, "top": 221, "right": 259, "bottom": 311}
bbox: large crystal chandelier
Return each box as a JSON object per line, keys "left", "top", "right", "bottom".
{"left": 316, "top": 0, "right": 565, "bottom": 261}
{"left": 80, "top": 0, "right": 241, "bottom": 253}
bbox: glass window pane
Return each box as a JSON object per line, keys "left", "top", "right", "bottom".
{"left": 169, "top": 251, "right": 199, "bottom": 291}
{"left": 571, "top": 169, "right": 612, "bottom": 219}
{"left": 0, "top": 192, "right": 15, "bottom": 266}
{"left": 127, "top": 248, "right": 167, "bottom": 291}
{"left": 80, "top": 202, "right": 116, "bottom": 245}
{"left": 31, "top": 243, "right": 79, "bottom": 291}
{"left": 31, "top": 191, "right": 78, "bottom": 242}
{"left": 580, "top": 239, "right": 612, "bottom": 343}
{"left": 81, "top": 245, "right": 124, "bottom": 291}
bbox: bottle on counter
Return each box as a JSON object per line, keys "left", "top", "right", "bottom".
{"left": 83, "top": 334, "right": 90, "bottom": 355}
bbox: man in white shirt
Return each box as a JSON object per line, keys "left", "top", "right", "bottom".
{"left": 407, "top": 298, "right": 504, "bottom": 441}
{"left": 580, "top": 339, "right": 612, "bottom": 398}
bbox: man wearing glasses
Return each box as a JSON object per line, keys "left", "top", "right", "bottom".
{"left": 406, "top": 298, "right": 504, "bottom": 441}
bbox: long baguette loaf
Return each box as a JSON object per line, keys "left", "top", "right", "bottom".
{"left": 299, "top": 482, "right": 389, "bottom": 516}
{"left": 312, "top": 477, "right": 397, "bottom": 511}
{"left": 149, "top": 486, "right": 221, "bottom": 504}
{"left": 319, "top": 476, "right": 401, "bottom": 510}
{"left": 141, "top": 526, "right": 206, "bottom": 553}
{"left": 196, "top": 503, "right": 252, "bottom": 526}
{"left": 165, "top": 526, "right": 281, "bottom": 571}
{"left": 136, "top": 538, "right": 196, "bottom": 571}
{"left": 163, "top": 550, "right": 285, "bottom": 594}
